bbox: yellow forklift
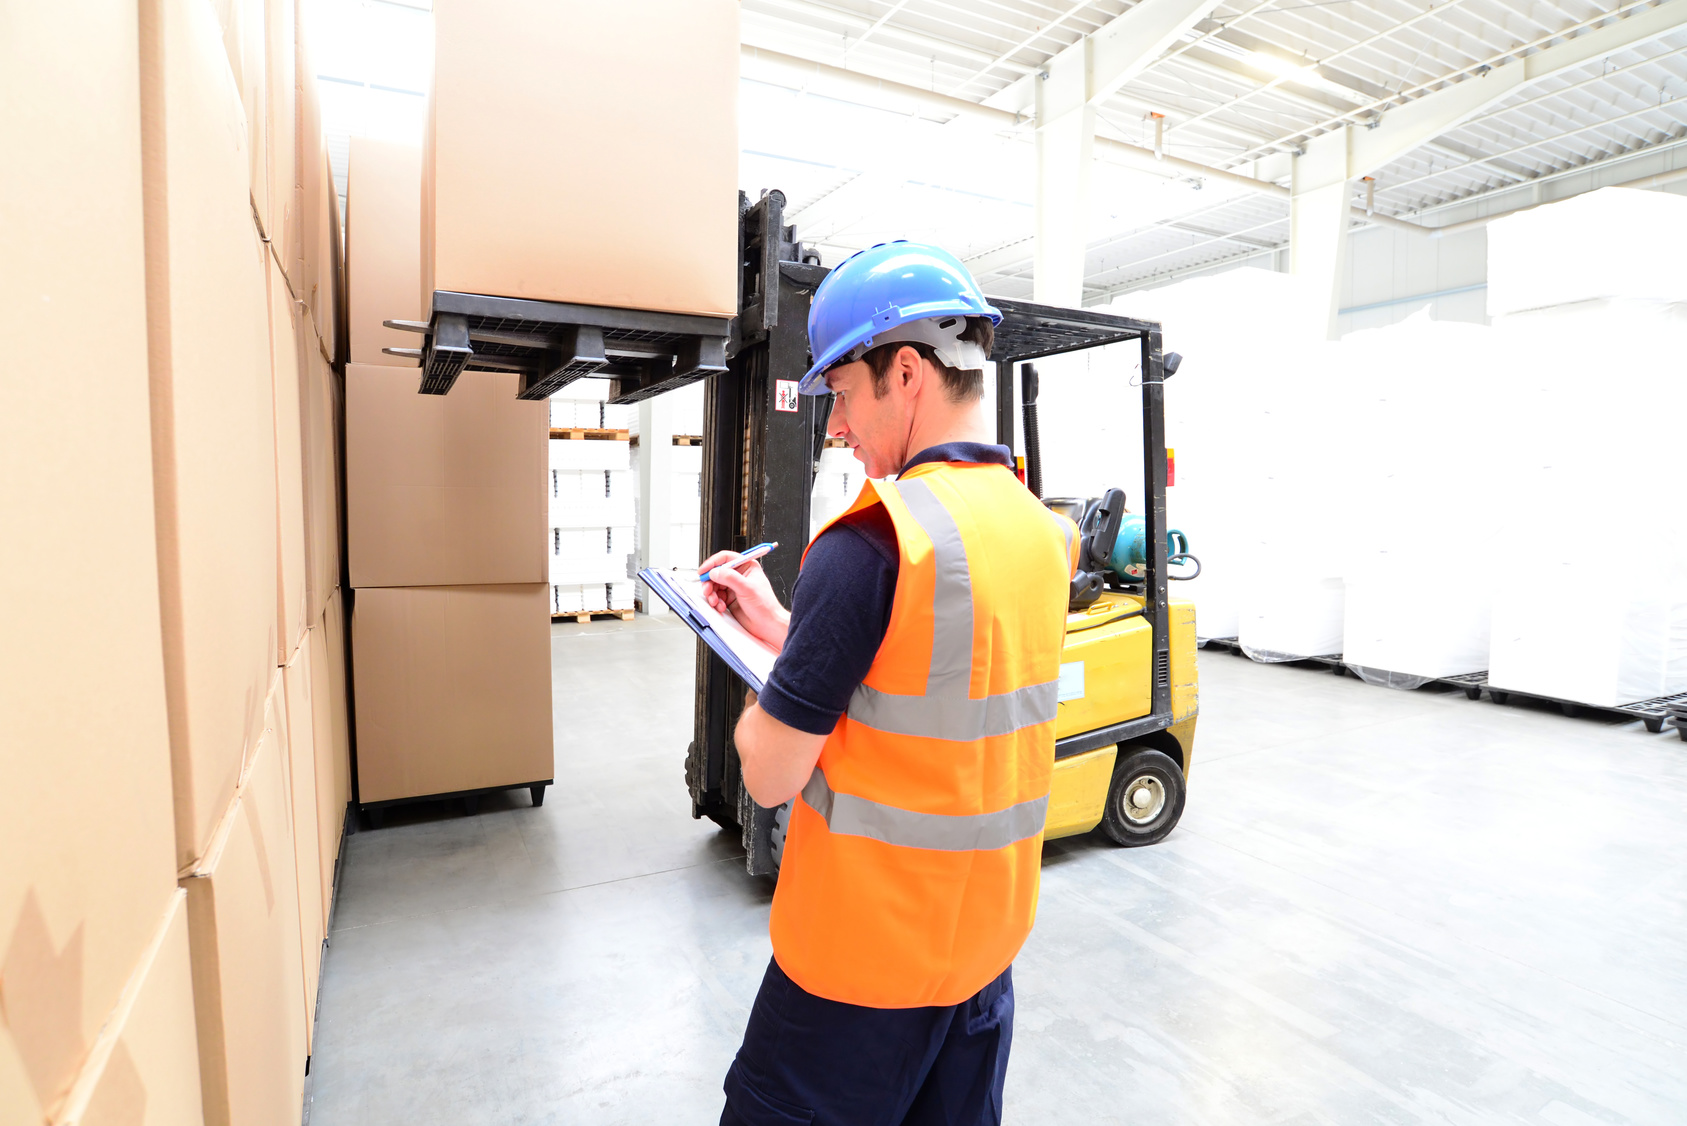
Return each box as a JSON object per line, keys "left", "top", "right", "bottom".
{"left": 686, "top": 192, "right": 1199, "bottom": 875}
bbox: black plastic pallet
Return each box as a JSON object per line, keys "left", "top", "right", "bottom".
{"left": 1201, "top": 639, "right": 1686, "bottom": 733}
{"left": 384, "top": 290, "right": 731, "bottom": 403}
{"left": 359, "top": 779, "right": 552, "bottom": 829}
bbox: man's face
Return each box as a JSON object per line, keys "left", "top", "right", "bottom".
{"left": 823, "top": 352, "right": 915, "bottom": 478}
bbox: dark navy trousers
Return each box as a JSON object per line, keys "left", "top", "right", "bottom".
{"left": 721, "top": 957, "right": 1015, "bottom": 1126}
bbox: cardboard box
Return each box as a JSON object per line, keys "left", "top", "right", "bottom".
{"left": 270, "top": 256, "right": 309, "bottom": 661}
{"left": 0, "top": 8, "right": 182, "bottom": 1116}
{"left": 279, "top": 644, "right": 326, "bottom": 1042}
{"left": 289, "top": 2, "right": 320, "bottom": 296}
{"left": 352, "top": 584, "right": 554, "bottom": 803}
{"left": 181, "top": 697, "right": 308, "bottom": 1126}
{"left": 306, "top": 144, "right": 338, "bottom": 363}
{"left": 301, "top": 319, "right": 341, "bottom": 623}
{"left": 424, "top": 0, "right": 739, "bottom": 316}
{"left": 209, "top": 0, "right": 267, "bottom": 237}
{"left": 308, "top": 595, "right": 352, "bottom": 921}
{"left": 49, "top": 889, "right": 206, "bottom": 1126}
{"left": 264, "top": 0, "right": 297, "bottom": 271}
{"left": 140, "top": 0, "right": 281, "bottom": 869}
{"left": 347, "top": 137, "right": 422, "bottom": 366}
{"left": 346, "top": 364, "right": 547, "bottom": 587}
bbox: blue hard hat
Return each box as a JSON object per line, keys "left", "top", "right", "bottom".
{"left": 800, "top": 241, "right": 1001, "bottom": 394}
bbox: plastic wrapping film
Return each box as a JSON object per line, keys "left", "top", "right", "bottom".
{"left": 1111, "top": 269, "right": 1331, "bottom": 644}
{"left": 1485, "top": 296, "right": 1687, "bottom": 706}
{"left": 1337, "top": 313, "right": 1500, "bottom": 683}
{"left": 1486, "top": 187, "right": 1687, "bottom": 317}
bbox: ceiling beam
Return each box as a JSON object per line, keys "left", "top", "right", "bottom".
{"left": 994, "top": 0, "right": 1226, "bottom": 125}
{"left": 842, "top": 0, "right": 913, "bottom": 61}
{"left": 945, "top": 0, "right": 1099, "bottom": 97}
{"left": 1251, "top": 0, "right": 1687, "bottom": 174}
{"left": 1169, "top": 0, "right": 1481, "bottom": 137}
{"left": 746, "top": 0, "right": 1021, "bottom": 71}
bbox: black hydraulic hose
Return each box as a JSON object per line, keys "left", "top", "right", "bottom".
{"left": 1020, "top": 363, "right": 1041, "bottom": 499}
{"left": 1066, "top": 607, "right": 1146, "bottom": 634}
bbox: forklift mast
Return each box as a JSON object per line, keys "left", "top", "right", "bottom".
{"left": 688, "top": 194, "right": 1173, "bottom": 875}
{"left": 688, "top": 192, "right": 828, "bottom": 873}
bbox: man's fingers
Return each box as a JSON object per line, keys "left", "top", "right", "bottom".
{"left": 708, "top": 567, "right": 752, "bottom": 597}
{"left": 698, "top": 549, "right": 742, "bottom": 575}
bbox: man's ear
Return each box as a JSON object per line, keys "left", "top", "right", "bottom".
{"left": 897, "top": 344, "right": 925, "bottom": 393}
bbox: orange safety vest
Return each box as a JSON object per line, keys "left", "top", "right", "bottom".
{"left": 770, "top": 457, "right": 1078, "bottom": 1008}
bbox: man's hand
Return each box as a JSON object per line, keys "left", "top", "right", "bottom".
{"left": 700, "top": 550, "right": 791, "bottom": 650}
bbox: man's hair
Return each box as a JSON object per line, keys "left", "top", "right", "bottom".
{"left": 862, "top": 316, "right": 994, "bottom": 403}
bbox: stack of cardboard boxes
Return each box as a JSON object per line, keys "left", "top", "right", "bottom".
{"left": 4, "top": 1, "right": 350, "bottom": 1122}
{"left": 343, "top": 138, "right": 555, "bottom": 815}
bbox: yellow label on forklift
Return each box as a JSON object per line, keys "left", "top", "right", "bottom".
{"left": 1057, "top": 661, "right": 1085, "bottom": 702}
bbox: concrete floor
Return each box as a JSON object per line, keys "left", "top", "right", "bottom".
{"left": 306, "top": 615, "right": 1687, "bottom": 1125}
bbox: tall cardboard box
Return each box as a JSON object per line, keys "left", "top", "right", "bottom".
{"left": 139, "top": 0, "right": 281, "bottom": 869}
{"left": 289, "top": 0, "right": 320, "bottom": 297}
{"left": 264, "top": 0, "right": 297, "bottom": 269}
{"left": 0, "top": 6, "right": 183, "bottom": 1119}
{"left": 423, "top": 0, "right": 739, "bottom": 316}
{"left": 346, "top": 364, "right": 548, "bottom": 587}
{"left": 308, "top": 595, "right": 353, "bottom": 921}
{"left": 49, "top": 891, "right": 207, "bottom": 1126}
{"left": 280, "top": 644, "right": 326, "bottom": 1041}
{"left": 352, "top": 584, "right": 554, "bottom": 804}
{"left": 305, "top": 144, "right": 339, "bottom": 362}
{"left": 347, "top": 137, "right": 423, "bottom": 366}
{"left": 181, "top": 695, "right": 309, "bottom": 1126}
{"left": 270, "top": 257, "right": 310, "bottom": 661}
{"left": 301, "top": 327, "right": 342, "bottom": 623}
{"left": 209, "top": 0, "right": 268, "bottom": 235}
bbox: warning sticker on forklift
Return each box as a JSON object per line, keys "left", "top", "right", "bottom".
{"left": 775, "top": 380, "right": 800, "bottom": 412}
{"left": 1057, "top": 661, "right": 1085, "bottom": 702}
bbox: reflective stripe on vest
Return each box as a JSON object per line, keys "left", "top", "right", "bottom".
{"left": 801, "top": 766, "right": 1050, "bottom": 852}
{"left": 845, "top": 479, "right": 1060, "bottom": 743}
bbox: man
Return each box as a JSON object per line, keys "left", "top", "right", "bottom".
{"left": 700, "top": 241, "right": 1076, "bottom": 1126}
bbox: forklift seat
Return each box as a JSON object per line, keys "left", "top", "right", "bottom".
{"left": 1065, "top": 487, "right": 1127, "bottom": 611}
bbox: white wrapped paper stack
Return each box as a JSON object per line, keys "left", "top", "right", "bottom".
{"left": 548, "top": 427, "right": 635, "bottom": 614}
{"left": 1483, "top": 187, "right": 1687, "bottom": 706}
{"left": 810, "top": 446, "right": 864, "bottom": 542}
{"left": 1119, "top": 269, "right": 1340, "bottom": 650}
{"left": 1337, "top": 314, "right": 1500, "bottom": 685}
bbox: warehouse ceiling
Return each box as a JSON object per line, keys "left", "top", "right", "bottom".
{"left": 739, "top": 0, "right": 1687, "bottom": 301}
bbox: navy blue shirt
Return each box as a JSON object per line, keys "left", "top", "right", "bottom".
{"left": 758, "top": 442, "right": 1016, "bottom": 736}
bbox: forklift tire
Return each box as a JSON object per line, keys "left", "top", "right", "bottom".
{"left": 769, "top": 801, "right": 791, "bottom": 870}
{"left": 1100, "top": 747, "right": 1185, "bottom": 847}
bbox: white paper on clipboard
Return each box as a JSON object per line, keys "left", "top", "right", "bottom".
{"left": 639, "top": 567, "right": 781, "bottom": 691}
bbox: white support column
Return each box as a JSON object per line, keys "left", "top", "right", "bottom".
{"left": 635, "top": 397, "right": 674, "bottom": 616}
{"left": 1033, "top": 41, "right": 1093, "bottom": 307}
{"left": 1291, "top": 127, "right": 1353, "bottom": 340}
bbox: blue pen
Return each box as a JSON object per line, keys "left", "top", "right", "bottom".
{"left": 704, "top": 542, "right": 778, "bottom": 583}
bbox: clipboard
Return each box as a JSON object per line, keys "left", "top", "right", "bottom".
{"left": 638, "top": 567, "right": 780, "bottom": 692}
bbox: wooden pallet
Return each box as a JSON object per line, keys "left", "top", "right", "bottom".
{"left": 549, "top": 427, "right": 630, "bottom": 441}
{"left": 672, "top": 434, "right": 705, "bottom": 446}
{"left": 552, "top": 609, "right": 635, "bottom": 623}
